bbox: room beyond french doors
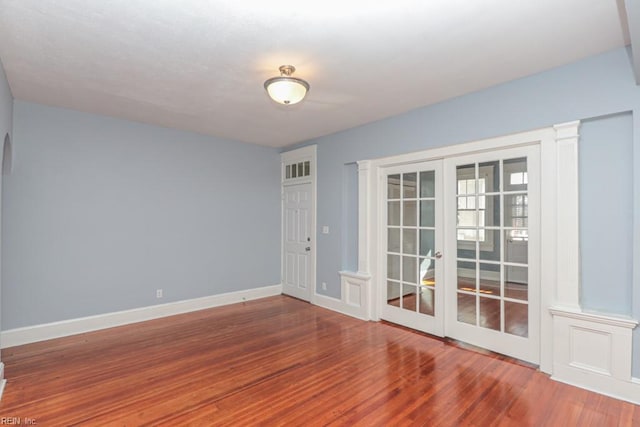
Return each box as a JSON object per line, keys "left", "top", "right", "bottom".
{"left": 381, "top": 145, "right": 540, "bottom": 363}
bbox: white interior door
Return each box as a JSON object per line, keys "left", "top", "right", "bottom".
{"left": 381, "top": 160, "right": 445, "bottom": 336}
{"left": 444, "top": 145, "right": 540, "bottom": 363}
{"left": 283, "top": 183, "right": 312, "bottom": 301}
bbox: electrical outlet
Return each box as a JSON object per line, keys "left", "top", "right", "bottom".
{"left": 321, "top": 282, "right": 327, "bottom": 291}
{"left": 322, "top": 226, "right": 329, "bottom": 234}
{"left": 156, "top": 289, "right": 163, "bottom": 298}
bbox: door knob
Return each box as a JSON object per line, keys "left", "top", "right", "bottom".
{"left": 305, "top": 247, "right": 311, "bottom": 252}
{"left": 435, "top": 251, "right": 442, "bottom": 259}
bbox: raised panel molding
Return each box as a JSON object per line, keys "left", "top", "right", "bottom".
{"left": 549, "top": 307, "right": 639, "bottom": 404}
{"left": 341, "top": 271, "right": 371, "bottom": 319}
{"left": 314, "top": 272, "right": 371, "bottom": 320}
{"left": 570, "top": 327, "right": 611, "bottom": 375}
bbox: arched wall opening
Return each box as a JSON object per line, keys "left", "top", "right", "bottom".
{"left": 2, "top": 133, "right": 12, "bottom": 175}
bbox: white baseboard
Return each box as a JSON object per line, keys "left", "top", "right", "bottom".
{"left": 1, "top": 284, "right": 283, "bottom": 349}
{"left": 551, "top": 370, "right": 640, "bottom": 405}
{"left": 314, "top": 294, "right": 367, "bottom": 320}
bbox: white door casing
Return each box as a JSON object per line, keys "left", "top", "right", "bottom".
{"left": 281, "top": 145, "right": 316, "bottom": 302}
{"left": 376, "top": 145, "right": 540, "bottom": 364}
{"left": 363, "top": 126, "right": 557, "bottom": 371}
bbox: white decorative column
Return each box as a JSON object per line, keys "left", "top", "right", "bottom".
{"left": 337, "top": 160, "right": 372, "bottom": 320}
{"left": 357, "top": 160, "right": 371, "bottom": 276}
{"left": 549, "top": 121, "right": 639, "bottom": 404}
{"left": 553, "top": 121, "right": 581, "bottom": 310}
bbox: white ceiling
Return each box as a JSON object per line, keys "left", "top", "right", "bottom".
{"left": 0, "top": 0, "right": 630, "bottom": 148}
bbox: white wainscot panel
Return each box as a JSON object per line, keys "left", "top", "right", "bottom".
{"left": 340, "top": 271, "right": 371, "bottom": 320}
{"left": 549, "top": 307, "right": 639, "bottom": 404}
{"left": 570, "top": 327, "right": 611, "bottom": 375}
{"left": 313, "top": 271, "right": 371, "bottom": 320}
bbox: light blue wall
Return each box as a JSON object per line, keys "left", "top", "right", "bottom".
{"left": 341, "top": 163, "right": 358, "bottom": 271}
{"left": 580, "top": 113, "right": 633, "bottom": 315}
{"left": 0, "top": 58, "right": 14, "bottom": 358}
{"left": 633, "top": 105, "right": 640, "bottom": 381}
{"left": 0, "top": 60, "right": 11, "bottom": 143}
{"left": 290, "top": 47, "right": 640, "bottom": 376}
{"left": 2, "top": 101, "right": 281, "bottom": 329}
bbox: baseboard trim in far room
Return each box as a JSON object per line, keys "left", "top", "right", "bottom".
{"left": 0, "top": 284, "right": 283, "bottom": 349}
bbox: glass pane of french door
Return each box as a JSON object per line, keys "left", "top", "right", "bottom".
{"left": 455, "top": 157, "right": 529, "bottom": 336}
{"left": 382, "top": 161, "right": 444, "bottom": 336}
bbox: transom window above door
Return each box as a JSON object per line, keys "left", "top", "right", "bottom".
{"left": 284, "top": 160, "right": 311, "bottom": 180}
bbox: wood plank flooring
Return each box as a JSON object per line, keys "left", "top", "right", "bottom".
{"left": 0, "top": 295, "right": 638, "bottom": 426}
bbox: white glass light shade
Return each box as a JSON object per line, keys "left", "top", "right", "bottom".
{"left": 264, "top": 77, "right": 309, "bottom": 105}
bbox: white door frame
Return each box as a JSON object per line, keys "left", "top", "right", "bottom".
{"left": 281, "top": 145, "right": 317, "bottom": 303}
{"left": 359, "top": 124, "right": 576, "bottom": 374}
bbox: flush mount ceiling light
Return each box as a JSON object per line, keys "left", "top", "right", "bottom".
{"left": 264, "top": 65, "right": 310, "bottom": 105}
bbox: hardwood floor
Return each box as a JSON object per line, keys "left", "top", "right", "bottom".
{"left": 0, "top": 295, "right": 637, "bottom": 426}
{"left": 388, "top": 282, "right": 529, "bottom": 337}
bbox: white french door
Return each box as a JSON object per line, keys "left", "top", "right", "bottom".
{"left": 381, "top": 145, "right": 540, "bottom": 363}
{"left": 444, "top": 145, "right": 540, "bottom": 363}
{"left": 282, "top": 183, "right": 313, "bottom": 301}
{"left": 381, "top": 160, "right": 445, "bottom": 336}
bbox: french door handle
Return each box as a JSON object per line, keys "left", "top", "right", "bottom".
{"left": 305, "top": 247, "right": 311, "bottom": 252}
{"left": 435, "top": 251, "right": 443, "bottom": 259}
